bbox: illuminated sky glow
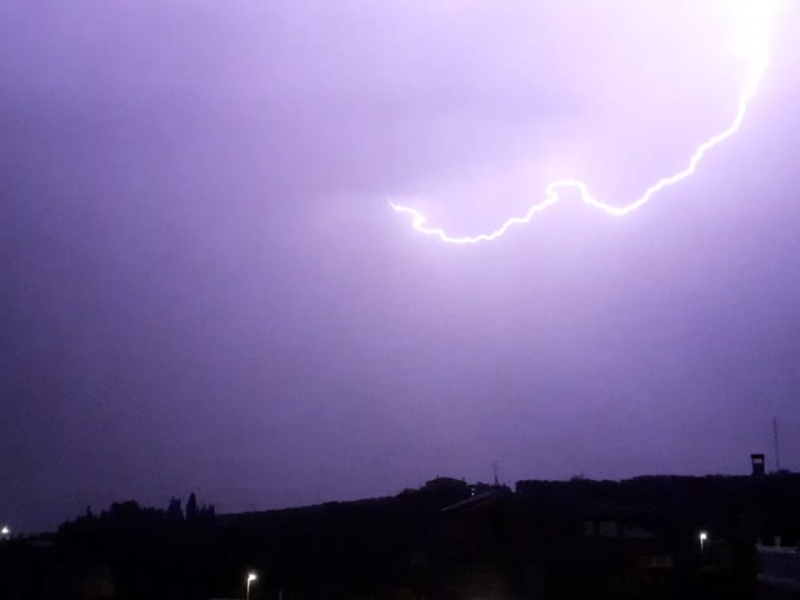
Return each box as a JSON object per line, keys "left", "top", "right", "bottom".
{"left": 391, "top": 1, "right": 775, "bottom": 244}
{"left": 3, "top": 0, "right": 799, "bottom": 533}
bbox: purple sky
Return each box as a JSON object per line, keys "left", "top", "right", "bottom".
{"left": 2, "top": 1, "right": 800, "bottom": 532}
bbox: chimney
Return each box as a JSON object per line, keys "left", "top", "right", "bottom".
{"left": 751, "top": 453, "right": 766, "bottom": 477}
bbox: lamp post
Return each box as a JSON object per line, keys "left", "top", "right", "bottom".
{"left": 246, "top": 572, "right": 258, "bottom": 600}
{"left": 699, "top": 531, "right": 708, "bottom": 554}
{"left": 0, "top": 526, "right": 9, "bottom": 538}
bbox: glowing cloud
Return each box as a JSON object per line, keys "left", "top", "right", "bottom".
{"left": 391, "top": 2, "right": 774, "bottom": 245}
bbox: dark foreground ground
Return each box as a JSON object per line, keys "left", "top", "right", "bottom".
{"left": 2, "top": 472, "right": 799, "bottom": 600}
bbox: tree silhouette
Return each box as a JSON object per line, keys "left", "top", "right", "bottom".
{"left": 166, "top": 496, "right": 183, "bottom": 520}
{"left": 186, "top": 492, "right": 198, "bottom": 520}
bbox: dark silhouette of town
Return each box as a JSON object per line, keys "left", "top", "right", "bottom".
{"left": 1, "top": 455, "right": 799, "bottom": 600}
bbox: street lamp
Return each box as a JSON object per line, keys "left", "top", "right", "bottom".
{"left": 699, "top": 531, "right": 708, "bottom": 553}
{"left": 0, "top": 526, "right": 9, "bottom": 537}
{"left": 246, "top": 572, "right": 258, "bottom": 600}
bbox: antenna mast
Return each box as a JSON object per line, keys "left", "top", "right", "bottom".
{"left": 773, "top": 418, "right": 781, "bottom": 472}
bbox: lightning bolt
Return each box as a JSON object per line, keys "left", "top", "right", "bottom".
{"left": 391, "top": 4, "right": 773, "bottom": 245}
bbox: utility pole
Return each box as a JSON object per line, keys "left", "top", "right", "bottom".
{"left": 492, "top": 460, "right": 499, "bottom": 486}
{"left": 773, "top": 418, "right": 781, "bottom": 472}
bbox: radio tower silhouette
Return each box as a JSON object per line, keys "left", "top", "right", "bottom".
{"left": 773, "top": 418, "right": 781, "bottom": 472}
